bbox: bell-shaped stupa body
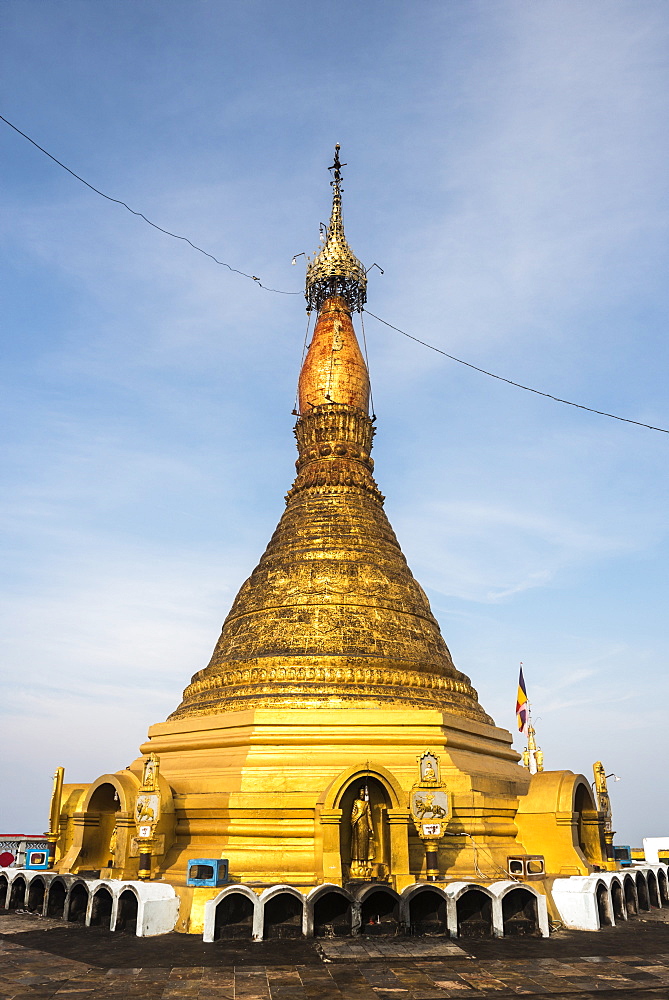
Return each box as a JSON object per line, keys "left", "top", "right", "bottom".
{"left": 170, "top": 153, "right": 489, "bottom": 724}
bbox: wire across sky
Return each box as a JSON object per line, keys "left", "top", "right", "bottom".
{"left": 2, "top": 113, "right": 666, "bottom": 435}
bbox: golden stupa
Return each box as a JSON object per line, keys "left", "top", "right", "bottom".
{"left": 50, "top": 148, "right": 608, "bottom": 933}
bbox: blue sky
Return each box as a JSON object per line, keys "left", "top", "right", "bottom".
{"left": 1, "top": 1, "right": 667, "bottom": 844}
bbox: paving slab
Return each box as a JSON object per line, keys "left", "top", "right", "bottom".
{"left": 317, "top": 939, "right": 471, "bottom": 960}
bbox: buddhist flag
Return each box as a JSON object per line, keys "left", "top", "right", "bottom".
{"left": 516, "top": 665, "right": 529, "bottom": 733}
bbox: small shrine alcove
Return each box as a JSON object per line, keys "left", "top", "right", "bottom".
{"left": 339, "top": 776, "right": 391, "bottom": 882}
{"left": 319, "top": 764, "right": 410, "bottom": 886}
{"left": 59, "top": 770, "right": 140, "bottom": 878}
{"left": 78, "top": 783, "right": 120, "bottom": 874}
{"left": 27, "top": 877, "right": 46, "bottom": 913}
{"left": 573, "top": 780, "right": 605, "bottom": 866}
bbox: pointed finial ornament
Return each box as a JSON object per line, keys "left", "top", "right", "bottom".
{"left": 305, "top": 144, "right": 367, "bottom": 313}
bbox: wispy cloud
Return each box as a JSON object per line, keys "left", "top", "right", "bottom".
{"left": 391, "top": 496, "right": 636, "bottom": 604}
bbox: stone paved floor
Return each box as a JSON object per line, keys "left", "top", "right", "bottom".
{"left": 2, "top": 910, "right": 669, "bottom": 999}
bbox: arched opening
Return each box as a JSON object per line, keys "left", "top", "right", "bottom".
{"left": 339, "top": 776, "right": 392, "bottom": 882}
{"left": 79, "top": 782, "right": 121, "bottom": 875}
{"left": 623, "top": 875, "right": 637, "bottom": 917}
{"left": 46, "top": 879, "right": 67, "bottom": 918}
{"left": 611, "top": 880, "right": 625, "bottom": 921}
{"left": 647, "top": 871, "right": 659, "bottom": 908}
{"left": 8, "top": 876, "right": 26, "bottom": 910}
{"left": 27, "top": 878, "right": 46, "bottom": 914}
{"left": 408, "top": 889, "right": 447, "bottom": 936}
{"left": 67, "top": 883, "right": 89, "bottom": 923}
{"left": 263, "top": 892, "right": 303, "bottom": 940}
{"left": 456, "top": 889, "right": 493, "bottom": 938}
{"left": 573, "top": 782, "right": 601, "bottom": 864}
{"left": 595, "top": 882, "right": 612, "bottom": 927}
{"left": 361, "top": 888, "right": 400, "bottom": 936}
{"left": 313, "top": 891, "right": 352, "bottom": 938}
{"left": 115, "top": 889, "right": 138, "bottom": 934}
{"left": 635, "top": 872, "right": 650, "bottom": 911}
{"left": 658, "top": 869, "right": 669, "bottom": 906}
{"left": 0, "top": 874, "right": 7, "bottom": 909}
{"left": 90, "top": 887, "right": 114, "bottom": 928}
{"left": 213, "top": 892, "right": 255, "bottom": 940}
{"left": 501, "top": 888, "right": 539, "bottom": 937}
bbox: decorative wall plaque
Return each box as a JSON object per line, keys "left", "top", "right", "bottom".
{"left": 135, "top": 753, "right": 161, "bottom": 837}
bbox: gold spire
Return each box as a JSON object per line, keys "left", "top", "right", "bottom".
{"left": 169, "top": 152, "right": 490, "bottom": 725}
{"left": 305, "top": 145, "right": 367, "bottom": 313}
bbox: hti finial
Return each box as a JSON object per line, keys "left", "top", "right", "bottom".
{"left": 305, "top": 145, "right": 367, "bottom": 313}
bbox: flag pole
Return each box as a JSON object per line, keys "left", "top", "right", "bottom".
{"left": 518, "top": 664, "right": 544, "bottom": 774}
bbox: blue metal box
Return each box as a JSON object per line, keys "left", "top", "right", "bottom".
{"left": 25, "top": 849, "right": 50, "bottom": 870}
{"left": 613, "top": 845, "right": 632, "bottom": 867}
{"left": 186, "top": 858, "right": 229, "bottom": 887}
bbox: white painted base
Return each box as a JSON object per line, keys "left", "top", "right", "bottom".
{"left": 0, "top": 869, "right": 179, "bottom": 937}
{"left": 203, "top": 878, "right": 549, "bottom": 941}
{"left": 552, "top": 864, "right": 669, "bottom": 931}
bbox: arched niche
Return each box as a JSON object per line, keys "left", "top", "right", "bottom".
{"left": 623, "top": 874, "right": 638, "bottom": 917}
{"left": 310, "top": 886, "right": 354, "bottom": 938}
{"left": 456, "top": 888, "right": 493, "bottom": 939}
{"left": 261, "top": 887, "right": 304, "bottom": 940}
{"left": 515, "top": 771, "right": 607, "bottom": 874}
{"left": 214, "top": 889, "right": 256, "bottom": 940}
{"left": 61, "top": 769, "right": 174, "bottom": 880}
{"left": 595, "top": 881, "right": 612, "bottom": 927}
{"left": 59, "top": 771, "right": 139, "bottom": 877}
{"left": 501, "top": 887, "right": 539, "bottom": 937}
{"left": 319, "top": 764, "right": 409, "bottom": 885}
{"left": 339, "top": 776, "right": 392, "bottom": 882}
{"left": 90, "top": 886, "right": 114, "bottom": 928}
{"left": 79, "top": 783, "right": 122, "bottom": 874}
{"left": 359, "top": 885, "right": 401, "bottom": 936}
{"left": 647, "top": 870, "right": 659, "bottom": 908}
{"left": 46, "top": 879, "right": 67, "bottom": 918}
{"left": 27, "top": 877, "right": 46, "bottom": 914}
{"left": 610, "top": 878, "right": 625, "bottom": 921}
{"left": 573, "top": 780, "right": 604, "bottom": 865}
{"left": 66, "top": 882, "right": 89, "bottom": 923}
{"left": 115, "top": 888, "right": 139, "bottom": 933}
{"left": 406, "top": 886, "right": 448, "bottom": 936}
{"left": 635, "top": 871, "right": 650, "bottom": 911}
{"left": 8, "top": 875, "right": 26, "bottom": 911}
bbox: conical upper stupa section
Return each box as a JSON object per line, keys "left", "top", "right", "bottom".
{"left": 170, "top": 150, "right": 490, "bottom": 724}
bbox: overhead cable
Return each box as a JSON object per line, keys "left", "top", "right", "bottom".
{"left": 363, "top": 309, "right": 668, "bottom": 435}
{"left": 0, "top": 113, "right": 299, "bottom": 295}
{"left": 2, "top": 113, "right": 666, "bottom": 435}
